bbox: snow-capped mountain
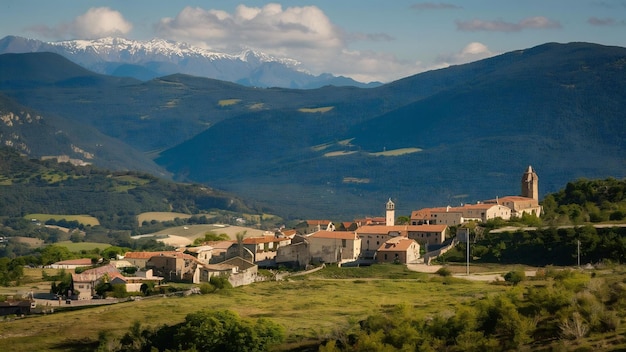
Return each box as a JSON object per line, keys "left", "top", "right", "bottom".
{"left": 0, "top": 35, "right": 378, "bottom": 88}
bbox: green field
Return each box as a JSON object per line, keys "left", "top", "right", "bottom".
{"left": 55, "top": 241, "right": 111, "bottom": 252}
{"left": 3, "top": 264, "right": 626, "bottom": 351}
{"left": 136, "top": 212, "right": 192, "bottom": 226}
{"left": 298, "top": 106, "right": 334, "bottom": 113}
{"left": 218, "top": 98, "right": 241, "bottom": 106}
{"left": 0, "top": 265, "right": 508, "bottom": 351}
{"left": 24, "top": 214, "right": 100, "bottom": 226}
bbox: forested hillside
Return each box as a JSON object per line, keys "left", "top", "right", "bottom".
{"left": 542, "top": 178, "right": 626, "bottom": 224}
{"left": 0, "top": 147, "right": 263, "bottom": 231}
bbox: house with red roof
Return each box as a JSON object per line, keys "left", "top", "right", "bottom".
{"left": 296, "top": 220, "right": 333, "bottom": 234}
{"left": 356, "top": 224, "right": 448, "bottom": 249}
{"left": 307, "top": 230, "right": 361, "bottom": 264}
{"left": 354, "top": 217, "right": 387, "bottom": 227}
{"left": 49, "top": 258, "right": 94, "bottom": 269}
{"left": 411, "top": 203, "right": 511, "bottom": 226}
{"left": 221, "top": 235, "right": 291, "bottom": 265}
{"left": 376, "top": 237, "right": 420, "bottom": 264}
{"left": 483, "top": 195, "right": 542, "bottom": 217}
{"left": 123, "top": 251, "right": 181, "bottom": 268}
{"left": 146, "top": 252, "right": 202, "bottom": 283}
{"left": 109, "top": 269, "right": 164, "bottom": 293}
{"left": 71, "top": 264, "right": 120, "bottom": 300}
{"left": 200, "top": 257, "right": 258, "bottom": 287}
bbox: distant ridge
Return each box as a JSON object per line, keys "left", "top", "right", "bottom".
{"left": 0, "top": 35, "right": 381, "bottom": 89}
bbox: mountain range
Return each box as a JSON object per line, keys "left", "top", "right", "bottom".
{"left": 0, "top": 41, "right": 624, "bottom": 219}
{"left": 0, "top": 35, "right": 379, "bottom": 89}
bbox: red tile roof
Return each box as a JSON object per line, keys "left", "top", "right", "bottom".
{"left": 377, "top": 237, "right": 417, "bottom": 252}
{"left": 72, "top": 264, "right": 120, "bottom": 282}
{"left": 280, "top": 229, "right": 297, "bottom": 237}
{"left": 484, "top": 196, "right": 537, "bottom": 203}
{"left": 356, "top": 225, "right": 447, "bottom": 235}
{"left": 309, "top": 231, "right": 358, "bottom": 240}
{"left": 412, "top": 203, "right": 506, "bottom": 216}
{"left": 305, "top": 220, "right": 332, "bottom": 226}
{"left": 53, "top": 258, "right": 93, "bottom": 266}
{"left": 242, "top": 235, "right": 278, "bottom": 244}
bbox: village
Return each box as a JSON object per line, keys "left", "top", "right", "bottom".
{"left": 46, "top": 166, "right": 543, "bottom": 302}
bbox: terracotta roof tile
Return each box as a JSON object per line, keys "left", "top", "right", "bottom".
{"left": 356, "top": 225, "right": 447, "bottom": 235}
{"left": 242, "top": 235, "right": 277, "bottom": 244}
{"left": 377, "top": 237, "right": 417, "bottom": 252}
{"left": 305, "top": 220, "right": 332, "bottom": 226}
{"left": 53, "top": 258, "right": 93, "bottom": 266}
{"left": 309, "top": 231, "right": 358, "bottom": 240}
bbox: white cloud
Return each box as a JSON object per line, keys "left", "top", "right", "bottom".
{"left": 156, "top": 4, "right": 342, "bottom": 53}
{"left": 26, "top": 7, "right": 132, "bottom": 39}
{"left": 435, "top": 42, "right": 496, "bottom": 66}
{"left": 456, "top": 16, "right": 561, "bottom": 32}
{"left": 154, "top": 4, "right": 431, "bottom": 83}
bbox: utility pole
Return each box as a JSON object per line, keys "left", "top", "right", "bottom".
{"left": 466, "top": 229, "right": 470, "bottom": 276}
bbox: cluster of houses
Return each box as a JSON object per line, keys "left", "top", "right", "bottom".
{"left": 59, "top": 166, "right": 541, "bottom": 300}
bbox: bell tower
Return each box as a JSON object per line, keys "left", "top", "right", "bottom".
{"left": 521, "top": 165, "right": 539, "bottom": 201}
{"left": 386, "top": 198, "right": 395, "bottom": 226}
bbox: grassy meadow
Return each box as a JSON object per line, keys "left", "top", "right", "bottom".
{"left": 0, "top": 265, "right": 508, "bottom": 351}
{"left": 298, "top": 106, "right": 334, "bottom": 113}
{"left": 55, "top": 241, "right": 111, "bottom": 252}
{"left": 24, "top": 214, "right": 100, "bottom": 226}
{"left": 136, "top": 212, "right": 192, "bottom": 225}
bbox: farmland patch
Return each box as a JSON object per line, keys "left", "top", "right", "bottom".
{"left": 25, "top": 214, "right": 100, "bottom": 226}
{"left": 298, "top": 106, "right": 334, "bottom": 113}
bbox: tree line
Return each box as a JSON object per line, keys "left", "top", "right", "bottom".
{"left": 443, "top": 225, "right": 626, "bottom": 267}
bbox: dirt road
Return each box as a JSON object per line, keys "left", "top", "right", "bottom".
{"left": 406, "top": 264, "right": 536, "bottom": 282}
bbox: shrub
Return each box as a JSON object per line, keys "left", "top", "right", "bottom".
{"left": 199, "top": 283, "right": 215, "bottom": 294}
{"left": 209, "top": 275, "right": 232, "bottom": 290}
{"left": 504, "top": 270, "right": 526, "bottom": 285}
{"left": 435, "top": 267, "right": 452, "bottom": 277}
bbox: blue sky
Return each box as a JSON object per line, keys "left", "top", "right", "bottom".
{"left": 1, "top": 1, "right": 625, "bottom": 82}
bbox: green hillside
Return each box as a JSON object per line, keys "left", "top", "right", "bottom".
{"left": 0, "top": 147, "right": 262, "bottom": 230}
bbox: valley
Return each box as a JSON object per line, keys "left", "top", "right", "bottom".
{"left": 0, "top": 42, "right": 625, "bottom": 220}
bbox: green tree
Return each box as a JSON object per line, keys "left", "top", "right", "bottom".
{"left": 0, "top": 257, "right": 24, "bottom": 286}
{"left": 475, "top": 295, "right": 532, "bottom": 349}
{"left": 50, "top": 269, "right": 72, "bottom": 296}
{"left": 39, "top": 245, "right": 74, "bottom": 265}
{"left": 396, "top": 215, "right": 410, "bottom": 225}
{"left": 167, "top": 310, "right": 284, "bottom": 352}
{"left": 111, "top": 284, "right": 128, "bottom": 298}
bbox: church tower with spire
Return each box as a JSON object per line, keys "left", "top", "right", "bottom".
{"left": 521, "top": 165, "right": 539, "bottom": 201}
{"left": 386, "top": 198, "right": 395, "bottom": 226}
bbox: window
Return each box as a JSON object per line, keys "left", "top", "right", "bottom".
{"left": 342, "top": 239, "right": 347, "bottom": 247}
